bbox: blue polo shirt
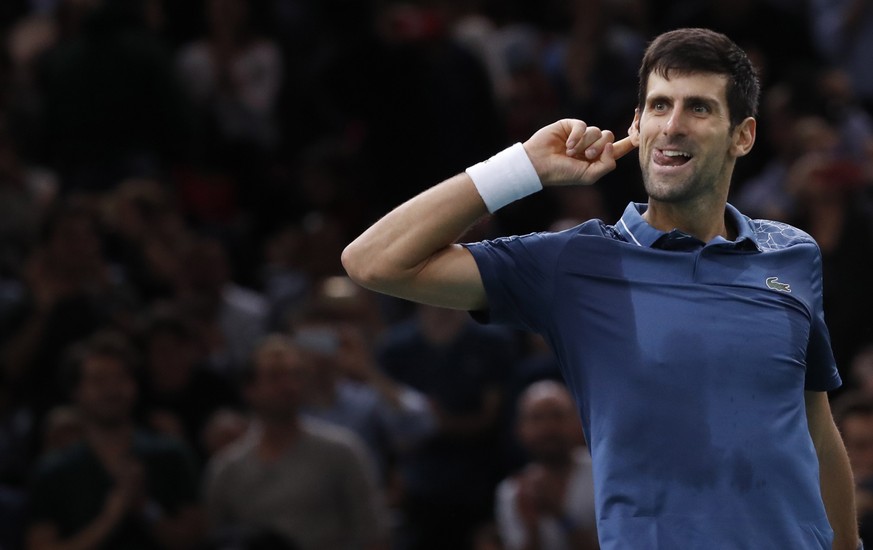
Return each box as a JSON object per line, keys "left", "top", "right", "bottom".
{"left": 464, "top": 202, "right": 841, "bottom": 549}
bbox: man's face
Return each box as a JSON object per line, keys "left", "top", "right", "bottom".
{"left": 633, "top": 72, "right": 752, "bottom": 204}
{"left": 247, "top": 347, "right": 309, "bottom": 420}
{"left": 518, "top": 392, "right": 583, "bottom": 462}
{"left": 75, "top": 355, "right": 137, "bottom": 426}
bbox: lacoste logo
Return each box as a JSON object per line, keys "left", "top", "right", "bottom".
{"left": 765, "top": 277, "right": 791, "bottom": 293}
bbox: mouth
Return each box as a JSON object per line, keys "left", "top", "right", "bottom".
{"left": 653, "top": 148, "right": 693, "bottom": 168}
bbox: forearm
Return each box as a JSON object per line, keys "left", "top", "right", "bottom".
{"left": 342, "top": 120, "right": 628, "bottom": 309}
{"left": 342, "top": 172, "right": 488, "bottom": 309}
{"left": 806, "top": 392, "right": 860, "bottom": 549}
{"left": 819, "top": 430, "right": 860, "bottom": 550}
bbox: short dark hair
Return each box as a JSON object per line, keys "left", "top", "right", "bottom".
{"left": 638, "top": 28, "right": 760, "bottom": 128}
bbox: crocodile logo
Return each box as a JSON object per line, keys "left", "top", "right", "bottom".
{"left": 765, "top": 277, "right": 791, "bottom": 293}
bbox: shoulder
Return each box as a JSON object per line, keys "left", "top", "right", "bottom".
{"left": 747, "top": 218, "right": 819, "bottom": 252}
{"left": 205, "top": 430, "right": 257, "bottom": 477}
{"left": 475, "top": 219, "right": 617, "bottom": 248}
{"left": 495, "top": 474, "right": 519, "bottom": 504}
{"left": 464, "top": 219, "right": 622, "bottom": 270}
{"left": 301, "top": 418, "right": 368, "bottom": 454}
{"left": 222, "top": 284, "right": 269, "bottom": 316}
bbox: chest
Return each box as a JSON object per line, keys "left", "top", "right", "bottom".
{"left": 549, "top": 241, "right": 816, "bottom": 393}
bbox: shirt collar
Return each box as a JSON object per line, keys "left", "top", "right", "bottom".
{"left": 614, "top": 202, "right": 761, "bottom": 252}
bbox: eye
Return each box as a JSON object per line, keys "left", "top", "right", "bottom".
{"left": 691, "top": 103, "right": 711, "bottom": 114}
{"left": 652, "top": 101, "right": 668, "bottom": 112}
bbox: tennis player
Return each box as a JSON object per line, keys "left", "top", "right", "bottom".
{"left": 343, "top": 27, "right": 861, "bottom": 549}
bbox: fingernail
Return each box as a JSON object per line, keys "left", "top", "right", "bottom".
{"left": 585, "top": 147, "right": 596, "bottom": 158}
{"left": 566, "top": 139, "right": 576, "bottom": 149}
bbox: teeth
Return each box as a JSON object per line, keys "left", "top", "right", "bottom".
{"left": 663, "top": 150, "right": 692, "bottom": 158}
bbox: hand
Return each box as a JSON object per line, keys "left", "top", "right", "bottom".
{"left": 515, "top": 464, "right": 570, "bottom": 526}
{"left": 515, "top": 471, "right": 541, "bottom": 528}
{"left": 523, "top": 118, "right": 637, "bottom": 187}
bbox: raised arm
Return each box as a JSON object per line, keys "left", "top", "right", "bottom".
{"left": 341, "top": 119, "right": 637, "bottom": 310}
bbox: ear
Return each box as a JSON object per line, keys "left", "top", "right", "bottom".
{"left": 628, "top": 108, "right": 641, "bottom": 147}
{"left": 730, "top": 117, "right": 756, "bottom": 158}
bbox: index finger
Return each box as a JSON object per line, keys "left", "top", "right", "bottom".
{"left": 612, "top": 136, "right": 637, "bottom": 160}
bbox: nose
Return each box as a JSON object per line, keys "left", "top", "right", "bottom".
{"left": 663, "top": 108, "right": 688, "bottom": 136}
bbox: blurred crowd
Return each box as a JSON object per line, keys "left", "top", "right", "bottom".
{"left": 1, "top": 0, "right": 873, "bottom": 549}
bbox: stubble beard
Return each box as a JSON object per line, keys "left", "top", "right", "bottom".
{"left": 642, "top": 168, "right": 705, "bottom": 203}
{"left": 640, "top": 152, "right": 730, "bottom": 205}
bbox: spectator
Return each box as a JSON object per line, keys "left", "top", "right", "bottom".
{"left": 136, "top": 304, "right": 241, "bottom": 462}
{"left": 2, "top": 198, "right": 137, "bottom": 419}
{"left": 809, "top": 0, "right": 873, "bottom": 112}
{"left": 377, "top": 304, "right": 517, "bottom": 550}
{"left": 200, "top": 407, "right": 249, "bottom": 459}
{"left": 496, "top": 380, "right": 597, "bottom": 550}
{"left": 173, "top": 233, "right": 269, "bottom": 377}
{"left": 849, "top": 345, "right": 873, "bottom": 398}
{"left": 203, "top": 333, "right": 391, "bottom": 550}
{"left": 35, "top": 0, "right": 192, "bottom": 192}
{"left": 785, "top": 145, "right": 873, "bottom": 374}
{"left": 293, "top": 319, "right": 436, "bottom": 482}
{"left": 176, "top": 0, "right": 283, "bottom": 156}
{"left": 101, "top": 177, "right": 189, "bottom": 304}
{"left": 25, "top": 329, "right": 204, "bottom": 550}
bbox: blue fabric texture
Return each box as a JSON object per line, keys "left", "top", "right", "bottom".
{"left": 464, "top": 202, "right": 841, "bottom": 549}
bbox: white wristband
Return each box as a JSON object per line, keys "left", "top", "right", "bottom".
{"left": 465, "top": 143, "right": 542, "bottom": 212}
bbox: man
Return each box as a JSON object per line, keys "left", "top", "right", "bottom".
{"left": 203, "top": 333, "right": 390, "bottom": 550}
{"left": 342, "top": 28, "right": 860, "bottom": 548}
{"left": 496, "top": 380, "right": 598, "bottom": 550}
{"left": 375, "top": 303, "right": 514, "bottom": 550}
{"left": 26, "top": 330, "right": 204, "bottom": 550}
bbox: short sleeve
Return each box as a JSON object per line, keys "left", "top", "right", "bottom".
{"left": 463, "top": 229, "right": 573, "bottom": 333}
{"left": 804, "top": 245, "right": 842, "bottom": 392}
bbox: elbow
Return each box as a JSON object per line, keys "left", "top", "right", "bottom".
{"left": 341, "top": 241, "right": 389, "bottom": 290}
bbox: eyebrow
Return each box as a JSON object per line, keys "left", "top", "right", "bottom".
{"left": 647, "top": 94, "right": 722, "bottom": 109}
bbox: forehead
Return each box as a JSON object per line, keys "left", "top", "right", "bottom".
{"left": 644, "top": 72, "right": 729, "bottom": 105}
{"left": 81, "top": 354, "right": 131, "bottom": 379}
{"left": 521, "top": 393, "right": 574, "bottom": 416}
{"left": 255, "top": 347, "right": 305, "bottom": 373}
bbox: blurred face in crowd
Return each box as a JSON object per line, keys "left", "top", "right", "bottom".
{"left": 246, "top": 338, "right": 310, "bottom": 421}
{"left": 75, "top": 354, "right": 137, "bottom": 428}
{"left": 146, "top": 330, "right": 200, "bottom": 392}
{"left": 517, "top": 381, "right": 584, "bottom": 464}
{"left": 841, "top": 413, "right": 873, "bottom": 482}
{"left": 47, "top": 210, "right": 103, "bottom": 273}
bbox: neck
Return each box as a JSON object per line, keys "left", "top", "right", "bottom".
{"left": 85, "top": 421, "right": 134, "bottom": 457}
{"left": 643, "top": 196, "right": 733, "bottom": 242}
{"left": 256, "top": 416, "right": 301, "bottom": 459}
